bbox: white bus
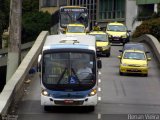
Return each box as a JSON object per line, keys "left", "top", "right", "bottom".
{"left": 59, "top": 6, "right": 89, "bottom": 34}
{"left": 39, "top": 35, "right": 101, "bottom": 111}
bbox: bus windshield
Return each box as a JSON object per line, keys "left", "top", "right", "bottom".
{"left": 42, "top": 52, "right": 96, "bottom": 91}
{"left": 60, "top": 7, "right": 88, "bottom": 28}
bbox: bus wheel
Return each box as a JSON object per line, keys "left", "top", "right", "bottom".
{"left": 88, "top": 106, "right": 95, "bottom": 111}
{"left": 44, "top": 106, "right": 51, "bottom": 111}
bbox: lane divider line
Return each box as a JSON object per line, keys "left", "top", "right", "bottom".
{"left": 98, "top": 87, "right": 101, "bottom": 92}
{"left": 98, "top": 113, "right": 101, "bottom": 119}
{"left": 98, "top": 97, "right": 101, "bottom": 101}
{"left": 98, "top": 79, "right": 101, "bottom": 83}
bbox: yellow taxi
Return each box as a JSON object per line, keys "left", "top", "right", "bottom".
{"left": 65, "top": 23, "right": 86, "bottom": 35}
{"left": 118, "top": 50, "right": 151, "bottom": 76}
{"left": 106, "top": 22, "right": 130, "bottom": 45}
{"left": 89, "top": 31, "right": 111, "bottom": 57}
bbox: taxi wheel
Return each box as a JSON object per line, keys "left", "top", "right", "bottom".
{"left": 143, "top": 73, "right": 148, "bottom": 77}
{"left": 106, "top": 52, "right": 110, "bottom": 57}
{"left": 119, "top": 70, "right": 123, "bottom": 76}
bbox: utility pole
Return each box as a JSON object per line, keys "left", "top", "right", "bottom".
{"left": 6, "top": 0, "right": 22, "bottom": 82}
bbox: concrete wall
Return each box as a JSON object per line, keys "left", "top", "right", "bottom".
{"left": 0, "top": 31, "right": 49, "bottom": 118}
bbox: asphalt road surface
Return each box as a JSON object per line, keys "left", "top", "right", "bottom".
{"left": 11, "top": 44, "right": 160, "bottom": 120}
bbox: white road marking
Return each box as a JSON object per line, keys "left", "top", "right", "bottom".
{"left": 98, "top": 71, "right": 101, "bottom": 75}
{"left": 98, "top": 79, "right": 101, "bottom": 83}
{"left": 98, "top": 113, "right": 101, "bottom": 119}
{"left": 98, "top": 87, "right": 101, "bottom": 92}
{"left": 98, "top": 97, "right": 101, "bottom": 101}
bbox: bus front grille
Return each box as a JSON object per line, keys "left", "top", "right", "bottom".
{"left": 54, "top": 100, "right": 84, "bottom": 105}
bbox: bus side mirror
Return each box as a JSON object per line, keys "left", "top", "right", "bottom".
{"left": 37, "top": 54, "right": 42, "bottom": 72}
{"left": 146, "top": 51, "right": 150, "bottom": 54}
{"left": 119, "top": 50, "right": 123, "bottom": 52}
{"left": 97, "top": 59, "right": 102, "bottom": 69}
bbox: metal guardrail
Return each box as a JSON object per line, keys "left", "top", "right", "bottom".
{"left": 0, "top": 31, "right": 49, "bottom": 119}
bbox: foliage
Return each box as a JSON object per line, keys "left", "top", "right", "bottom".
{"left": 22, "top": 0, "right": 39, "bottom": 13}
{"left": 0, "top": 0, "right": 10, "bottom": 48}
{"left": 132, "top": 18, "right": 160, "bottom": 41}
{"left": 22, "top": 11, "right": 51, "bottom": 43}
{"left": 0, "top": 0, "right": 52, "bottom": 44}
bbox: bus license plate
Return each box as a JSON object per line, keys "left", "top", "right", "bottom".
{"left": 64, "top": 100, "right": 74, "bottom": 104}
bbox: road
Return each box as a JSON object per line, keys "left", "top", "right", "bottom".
{"left": 12, "top": 44, "right": 160, "bottom": 120}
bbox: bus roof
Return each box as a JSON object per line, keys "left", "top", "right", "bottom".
{"left": 43, "top": 35, "right": 96, "bottom": 51}
{"left": 60, "top": 6, "right": 87, "bottom": 9}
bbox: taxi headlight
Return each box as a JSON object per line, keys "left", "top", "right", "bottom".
{"left": 121, "top": 63, "right": 128, "bottom": 66}
{"left": 41, "top": 89, "right": 49, "bottom": 96}
{"left": 121, "top": 34, "right": 127, "bottom": 38}
{"left": 141, "top": 64, "right": 147, "bottom": 67}
{"left": 88, "top": 89, "right": 97, "bottom": 96}
{"left": 102, "top": 46, "right": 109, "bottom": 50}
{"left": 108, "top": 34, "right": 112, "bottom": 38}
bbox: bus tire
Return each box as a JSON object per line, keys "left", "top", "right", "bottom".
{"left": 44, "top": 106, "right": 51, "bottom": 111}
{"left": 89, "top": 106, "right": 95, "bottom": 111}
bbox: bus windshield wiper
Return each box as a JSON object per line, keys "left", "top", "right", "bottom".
{"left": 57, "top": 68, "right": 67, "bottom": 85}
{"left": 71, "top": 68, "right": 81, "bottom": 84}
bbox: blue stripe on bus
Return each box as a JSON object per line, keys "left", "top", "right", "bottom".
{"left": 47, "top": 89, "right": 92, "bottom": 99}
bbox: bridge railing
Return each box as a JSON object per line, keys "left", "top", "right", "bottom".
{"left": 0, "top": 31, "right": 49, "bottom": 118}
{"left": 0, "top": 41, "right": 35, "bottom": 56}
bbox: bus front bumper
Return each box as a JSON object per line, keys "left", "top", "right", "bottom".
{"left": 41, "top": 94, "right": 97, "bottom": 106}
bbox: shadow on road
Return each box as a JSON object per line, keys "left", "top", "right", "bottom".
{"left": 43, "top": 106, "right": 94, "bottom": 113}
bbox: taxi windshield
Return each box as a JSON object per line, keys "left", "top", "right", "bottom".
{"left": 107, "top": 25, "right": 127, "bottom": 32}
{"left": 67, "top": 26, "right": 85, "bottom": 33}
{"left": 123, "top": 52, "right": 146, "bottom": 60}
{"left": 90, "top": 34, "right": 108, "bottom": 42}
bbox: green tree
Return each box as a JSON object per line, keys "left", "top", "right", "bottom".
{"left": 132, "top": 18, "right": 160, "bottom": 41}
{"left": 22, "top": 0, "right": 39, "bottom": 13}
{"left": 22, "top": 11, "right": 51, "bottom": 43}
{"left": 1, "top": 0, "right": 51, "bottom": 45}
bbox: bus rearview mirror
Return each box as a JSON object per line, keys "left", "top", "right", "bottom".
{"left": 97, "top": 59, "right": 102, "bottom": 69}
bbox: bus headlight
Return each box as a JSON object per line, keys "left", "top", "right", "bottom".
{"left": 41, "top": 89, "right": 49, "bottom": 96}
{"left": 88, "top": 89, "right": 97, "bottom": 96}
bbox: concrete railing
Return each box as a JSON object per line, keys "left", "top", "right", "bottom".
{"left": 132, "top": 34, "right": 160, "bottom": 64}
{"left": 0, "top": 31, "right": 49, "bottom": 118}
{"left": 0, "top": 41, "right": 35, "bottom": 56}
